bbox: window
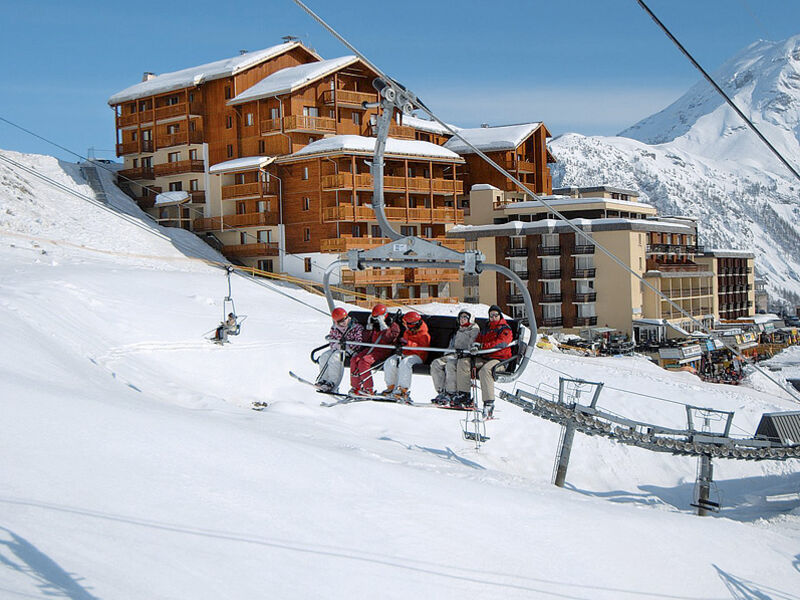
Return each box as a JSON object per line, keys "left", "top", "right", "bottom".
{"left": 224, "top": 86, "right": 232, "bottom": 100}
{"left": 543, "top": 304, "right": 562, "bottom": 319}
{"left": 236, "top": 201, "right": 246, "bottom": 214}
{"left": 258, "top": 140, "right": 265, "bottom": 153}
{"left": 189, "top": 121, "right": 196, "bottom": 132}
{"left": 257, "top": 230, "right": 270, "bottom": 243}
{"left": 542, "top": 233, "right": 559, "bottom": 248}
{"left": 167, "top": 123, "right": 180, "bottom": 134}
{"left": 371, "top": 225, "right": 381, "bottom": 238}
{"left": 352, "top": 225, "right": 361, "bottom": 238}
{"left": 303, "top": 228, "right": 311, "bottom": 242}
{"left": 189, "top": 179, "right": 199, "bottom": 191}
{"left": 189, "top": 149, "right": 198, "bottom": 160}
{"left": 131, "top": 131, "right": 137, "bottom": 141}
{"left": 128, "top": 103, "right": 136, "bottom": 114}
{"left": 302, "top": 106, "right": 319, "bottom": 117}
{"left": 423, "top": 226, "right": 433, "bottom": 238}
{"left": 270, "top": 107, "right": 280, "bottom": 120}
{"left": 302, "top": 197, "right": 310, "bottom": 211}
{"left": 188, "top": 92, "right": 194, "bottom": 103}
{"left": 226, "top": 115, "right": 233, "bottom": 129}
{"left": 168, "top": 152, "right": 180, "bottom": 163}
{"left": 240, "top": 232, "right": 247, "bottom": 245}
{"left": 159, "top": 207, "right": 168, "bottom": 219}
{"left": 257, "top": 201, "right": 266, "bottom": 212}
{"left": 141, "top": 129, "right": 151, "bottom": 141}
{"left": 304, "top": 257, "right": 312, "bottom": 272}
{"left": 167, "top": 95, "right": 179, "bottom": 106}
{"left": 132, "top": 158, "right": 138, "bottom": 168}
{"left": 227, "top": 144, "right": 234, "bottom": 158}
{"left": 169, "top": 181, "right": 183, "bottom": 192}
{"left": 141, "top": 156, "right": 152, "bottom": 168}
{"left": 352, "top": 112, "right": 361, "bottom": 125}
{"left": 401, "top": 225, "right": 416, "bottom": 237}
{"left": 258, "top": 259, "right": 274, "bottom": 273}
{"left": 245, "top": 113, "right": 254, "bottom": 126}
{"left": 302, "top": 166, "right": 309, "bottom": 180}
{"left": 235, "top": 173, "right": 245, "bottom": 185}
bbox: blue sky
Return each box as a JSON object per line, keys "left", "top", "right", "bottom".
{"left": 2, "top": 0, "right": 799, "bottom": 161}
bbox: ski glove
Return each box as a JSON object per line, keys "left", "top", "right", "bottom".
{"left": 470, "top": 342, "right": 481, "bottom": 353}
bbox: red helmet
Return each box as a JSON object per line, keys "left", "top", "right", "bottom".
{"left": 371, "top": 304, "right": 388, "bottom": 317}
{"left": 403, "top": 311, "right": 422, "bottom": 328}
{"left": 331, "top": 307, "right": 348, "bottom": 322}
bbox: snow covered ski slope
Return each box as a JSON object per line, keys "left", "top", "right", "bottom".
{"left": 1, "top": 149, "right": 800, "bottom": 598}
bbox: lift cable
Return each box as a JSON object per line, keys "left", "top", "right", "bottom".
{"left": 290, "top": 0, "right": 800, "bottom": 403}
{"left": 635, "top": 0, "right": 800, "bottom": 184}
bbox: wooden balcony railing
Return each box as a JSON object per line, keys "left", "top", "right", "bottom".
{"left": 116, "top": 141, "right": 139, "bottom": 156}
{"left": 341, "top": 268, "right": 405, "bottom": 285}
{"left": 117, "top": 110, "right": 154, "bottom": 127}
{"left": 353, "top": 296, "right": 460, "bottom": 308}
{"left": 321, "top": 173, "right": 374, "bottom": 190}
{"left": 193, "top": 212, "right": 279, "bottom": 231}
{"left": 118, "top": 167, "right": 154, "bottom": 180}
{"left": 321, "top": 89, "right": 377, "bottom": 107}
{"left": 321, "top": 173, "right": 462, "bottom": 195}
{"left": 222, "top": 242, "right": 279, "bottom": 258}
{"left": 408, "top": 268, "right": 460, "bottom": 283}
{"left": 321, "top": 236, "right": 464, "bottom": 253}
{"left": 221, "top": 181, "right": 277, "bottom": 200}
{"left": 284, "top": 114, "right": 336, "bottom": 133}
{"left": 153, "top": 101, "right": 202, "bottom": 120}
{"left": 153, "top": 160, "right": 205, "bottom": 177}
{"left": 158, "top": 130, "right": 203, "bottom": 149}
{"left": 188, "top": 190, "right": 205, "bottom": 204}
{"left": 368, "top": 122, "right": 416, "bottom": 139}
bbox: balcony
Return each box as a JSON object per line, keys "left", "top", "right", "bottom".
{"left": 505, "top": 247, "right": 528, "bottom": 258}
{"left": 154, "top": 101, "right": 203, "bottom": 121}
{"left": 322, "top": 203, "right": 463, "bottom": 224}
{"left": 540, "top": 269, "right": 562, "bottom": 279}
{"left": 575, "top": 316, "right": 598, "bottom": 326}
{"left": 222, "top": 242, "right": 279, "bottom": 258}
{"left": 502, "top": 158, "right": 536, "bottom": 173}
{"left": 507, "top": 294, "right": 524, "bottom": 304}
{"left": 153, "top": 160, "right": 205, "bottom": 177}
{"left": 116, "top": 141, "right": 139, "bottom": 156}
{"left": 646, "top": 260, "right": 705, "bottom": 272}
{"left": 193, "top": 211, "right": 279, "bottom": 231}
{"left": 538, "top": 245, "right": 560, "bottom": 256}
{"left": 574, "top": 292, "right": 597, "bottom": 303}
{"left": 542, "top": 317, "right": 563, "bottom": 327}
{"left": 463, "top": 274, "right": 480, "bottom": 287}
{"left": 188, "top": 190, "right": 205, "bottom": 204}
{"left": 158, "top": 130, "right": 203, "bottom": 149}
{"left": 321, "top": 89, "right": 377, "bottom": 107}
{"left": 117, "top": 109, "right": 154, "bottom": 128}
{"left": 342, "top": 268, "right": 405, "bottom": 285}
{"left": 369, "top": 122, "right": 416, "bottom": 139}
{"left": 408, "top": 268, "right": 460, "bottom": 283}
{"left": 221, "top": 181, "right": 278, "bottom": 200}
{"left": 321, "top": 236, "right": 465, "bottom": 253}
{"left": 541, "top": 293, "right": 562, "bottom": 303}
{"left": 464, "top": 296, "right": 480, "bottom": 304}
{"left": 571, "top": 245, "right": 596, "bottom": 255}
{"left": 321, "top": 173, "right": 463, "bottom": 195}
{"left": 118, "top": 166, "right": 154, "bottom": 180}
{"left": 572, "top": 268, "right": 596, "bottom": 279}
{"left": 513, "top": 270, "right": 529, "bottom": 280}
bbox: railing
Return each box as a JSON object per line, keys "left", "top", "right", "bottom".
{"left": 153, "top": 160, "right": 205, "bottom": 177}
{"left": 575, "top": 316, "right": 598, "bottom": 326}
{"left": 355, "top": 296, "right": 459, "bottom": 308}
{"left": 665, "top": 287, "right": 712, "bottom": 298}
{"left": 572, "top": 268, "right": 597, "bottom": 278}
{"left": 322, "top": 203, "right": 462, "bottom": 223}
{"left": 155, "top": 103, "right": 188, "bottom": 120}
{"left": 541, "top": 293, "right": 562, "bottom": 303}
{"left": 648, "top": 260, "right": 705, "bottom": 272}
{"left": 574, "top": 292, "right": 597, "bottom": 303}
{"left": 464, "top": 296, "right": 480, "bottom": 304}
{"left": 513, "top": 270, "right": 529, "bottom": 280}
{"left": 222, "top": 242, "right": 279, "bottom": 257}
{"left": 647, "top": 244, "right": 697, "bottom": 255}
{"left": 158, "top": 130, "right": 203, "bottom": 149}
{"left": 283, "top": 114, "right": 336, "bottom": 133}
{"left": 507, "top": 294, "right": 524, "bottom": 304}
{"left": 538, "top": 245, "right": 560, "bottom": 256}
{"left": 506, "top": 247, "right": 529, "bottom": 257}
{"left": 193, "top": 212, "right": 279, "bottom": 231}
{"left": 542, "top": 317, "right": 563, "bottom": 327}
{"left": 341, "top": 268, "right": 405, "bottom": 285}
{"left": 116, "top": 141, "right": 139, "bottom": 156}
{"left": 221, "top": 182, "right": 277, "bottom": 200}
{"left": 321, "top": 89, "right": 377, "bottom": 106}
{"left": 141, "top": 140, "right": 154, "bottom": 153}
{"left": 540, "top": 269, "right": 562, "bottom": 279}
{"left": 321, "top": 173, "right": 462, "bottom": 195}
{"left": 409, "top": 268, "right": 460, "bottom": 283}
{"left": 463, "top": 274, "right": 480, "bottom": 287}
{"left": 571, "top": 245, "right": 596, "bottom": 255}
{"left": 188, "top": 190, "right": 205, "bottom": 204}
{"left": 321, "top": 173, "right": 374, "bottom": 190}
{"left": 321, "top": 236, "right": 465, "bottom": 253}
{"left": 117, "top": 109, "right": 154, "bottom": 127}
{"left": 118, "top": 167, "right": 154, "bottom": 180}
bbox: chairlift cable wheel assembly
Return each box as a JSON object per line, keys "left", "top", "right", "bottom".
{"left": 290, "top": 0, "right": 800, "bottom": 404}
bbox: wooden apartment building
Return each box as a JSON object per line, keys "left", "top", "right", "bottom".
{"left": 109, "top": 42, "right": 555, "bottom": 305}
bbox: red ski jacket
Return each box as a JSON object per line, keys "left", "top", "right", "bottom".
{"left": 361, "top": 321, "right": 400, "bottom": 361}
{"left": 478, "top": 318, "right": 514, "bottom": 360}
{"left": 401, "top": 320, "right": 430, "bottom": 362}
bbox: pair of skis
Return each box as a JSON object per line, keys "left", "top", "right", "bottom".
{"left": 289, "top": 371, "right": 437, "bottom": 408}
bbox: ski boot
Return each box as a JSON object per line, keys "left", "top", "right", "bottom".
{"left": 431, "top": 391, "right": 451, "bottom": 405}
{"left": 483, "top": 401, "right": 495, "bottom": 419}
{"left": 315, "top": 380, "right": 335, "bottom": 393}
{"left": 393, "top": 387, "right": 412, "bottom": 404}
{"left": 380, "top": 385, "right": 395, "bottom": 397}
{"left": 449, "top": 392, "right": 473, "bottom": 409}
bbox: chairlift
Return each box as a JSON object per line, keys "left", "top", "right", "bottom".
{"left": 211, "top": 266, "right": 245, "bottom": 344}
{"left": 317, "top": 77, "right": 537, "bottom": 386}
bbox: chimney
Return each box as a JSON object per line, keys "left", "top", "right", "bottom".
{"left": 480, "top": 123, "right": 489, "bottom": 128}
{"left": 239, "top": 49, "right": 248, "bottom": 55}
{"left": 142, "top": 72, "right": 156, "bottom": 82}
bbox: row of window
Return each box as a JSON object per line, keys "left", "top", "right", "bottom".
{"left": 131, "top": 148, "right": 199, "bottom": 168}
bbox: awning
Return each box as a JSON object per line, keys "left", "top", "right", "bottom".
{"left": 209, "top": 156, "right": 276, "bottom": 174}
{"left": 154, "top": 191, "right": 190, "bottom": 207}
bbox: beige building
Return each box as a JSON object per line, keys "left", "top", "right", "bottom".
{"left": 448, "top": 185, "right": 745, "bottom": 336}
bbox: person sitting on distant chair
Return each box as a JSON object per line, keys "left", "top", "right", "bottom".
{"left": 382, "top": 311, "right": 430, "bottom": 403}
{"left": 430, "top": 309, "right": 479, "bottom": 405}
{"left": 214, "top": 313, "right": 238, "bottom": 343}
{"left": 316, "top": 307, "right": 365, "bottom": 393}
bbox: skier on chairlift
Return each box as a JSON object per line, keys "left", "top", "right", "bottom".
{"left": 214, "top": 312, "right": 238, "bottom": 343}
{"left": 349, "top": 303, "right": 400, "bottom": 396}
{"left": 430, "top": 308, "right": 480, "bottom": 406}
{"left": 382, "top": 311, "right": 430, "bottom": 403}
{"left": 315, "top": 307, "right": 365, "bottom": 393}
{"left": 456, "top": 305, "right": 513, "bottom": 417}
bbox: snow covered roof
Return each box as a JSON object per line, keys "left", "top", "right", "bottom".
{"left": 448, "top": 217, "right": 694, "bottom": 240}
{"left": 285, "top": 135, "right": 464, "bottom": 162}
{"left": 109, "top": 43, "right": 315, "bottom": 105}
{"left": 209, "top": 156, "right": 276, "bottom": 174}
{"left": 443, "top": 123, "right": 543, "bottom": 154}
{"left": 154, "top": 191, "right": 190, "bottom": 206}
{"left": 507, "top": 197, "right": 656, "bottom": 211}
{"left": 471, "top": 184, "right": 501, "bottom": 191}
{"left": 228, "top": 56, "right": 359, "bottom": 105}
{"left": 401, "top": 115, "right": 460, "bottom": 136}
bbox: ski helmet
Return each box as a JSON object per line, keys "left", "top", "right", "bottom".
{"left": 457, "top": 309, "right": 474, "bottom": 325}
{"left": 331, "top": 307, "right": 348, "bottom": 322}
{"left": 403, "top": 311, "right": 422, "bottom": 328}
{"left": 371, "top": 303, "right": 388, "bottom": 317}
